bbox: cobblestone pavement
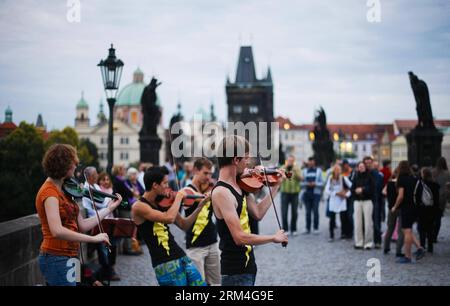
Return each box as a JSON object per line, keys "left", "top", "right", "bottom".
{"left": 112, "top": 196, "right": 450, "bottom": 286}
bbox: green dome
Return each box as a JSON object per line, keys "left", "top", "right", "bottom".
{"left": 116, "top": 68, "right": 160, "bottom": 106}
{"left": 5, "top": 105, "right": 12, "bottom": 115}
{"left": 76, "top": 92, "right": 89, "bottom": 109}
{"left": 116, "top": 82, "right": 146, "bottom": 106}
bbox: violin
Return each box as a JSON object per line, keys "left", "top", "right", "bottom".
{"left": 237, "top": 167, "right": 292, "bottom": 193}
{"left": 157, "top": 188, "right": 207, "bottom": 208}
{"left": 62, "top": 177, "right": 129, "bottom": 208}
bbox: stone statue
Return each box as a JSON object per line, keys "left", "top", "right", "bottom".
{"left": 406, "top": 71, "right": 442, "bottom": 168}
{"left": 312, "top": 107, "right": 334, "bottom": 168}
{"left": 140, "top": 77, "right": 162, "bottom": 136}
{"left": 408, "top": 71, "right": 434, "bottom": 128}
{"left": 313, "top": 107, "right": 330, "bottom": 141}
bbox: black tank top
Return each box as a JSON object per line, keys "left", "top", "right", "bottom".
{"left": 184, "top": 184, "right": 217, "bottom": 249}
{"left": 136, "top": 197, "right": 185, "bottom": 267}
{"left": 212, "top": 181, "right": 256, "bottom": 275}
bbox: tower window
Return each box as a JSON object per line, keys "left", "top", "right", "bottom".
{"left": 233, "top": 105, "right": 242, "bottom": 114}
{"left": 249, "top": 105, "right": 259, "bottom": 114}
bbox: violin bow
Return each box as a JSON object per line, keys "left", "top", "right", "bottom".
{"left": 83, "top": 169, "right": 111, "bottom": 254}
{"left": 257, "top": 154, "right": 287, "bottom": 248}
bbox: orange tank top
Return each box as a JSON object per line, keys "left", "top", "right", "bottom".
{"left": 35, "top": 180, "right": 80, "bottom": 257}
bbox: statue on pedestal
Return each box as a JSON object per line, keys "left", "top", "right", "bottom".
{"left": 139, "top": 77, "right": 163, "bottom": 164}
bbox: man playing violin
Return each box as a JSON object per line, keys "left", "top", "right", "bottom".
{"left": 211, "top": 135, "right": 289, "bottom": 286}
{"left": 183, "top": 157, "right": 221, "bottom": 286}
{"left": 36, "top": 144, "right": 123, "bottom": 286}
{"left": 131, "top": 166, "right": 209, "bottom": 286}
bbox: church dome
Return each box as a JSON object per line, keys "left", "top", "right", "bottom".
{"left": 76, "top": 92, "right": 89, "bottom": 109}
{"left": 116, "top": 68, "right": 146, "bottom": 106}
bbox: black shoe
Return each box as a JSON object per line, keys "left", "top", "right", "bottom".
{"left": 396, "top": 253, "right": 405, "bottom": 257}
{"left": 354, "top": 246, "right": 363, "bottom": 250}
{"left": 415, "top": 248, "right": 426, "bottom": 260}
{"left": 383, "top": 249, "right": 390, "bottom": 255}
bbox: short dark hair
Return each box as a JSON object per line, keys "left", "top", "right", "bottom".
{"left": 382, "top": 160, "right": 391, "bottom": 167}
{"left": 42, "top": 144, "right": 79, "bottom": 179}
{"left": 144, "top": 166, "right": 169, "bottom": 191}
{"left": 363, "top": 156, "right": 373, "bottom": 162}
{"left": 308, "top": 156, "right": 315, "bottom": 161}
{"left": 193, "top": 157, "right": 213, "bottom": 171}
{"left": 216, "top": 135, "right": 250, "bottom": 169}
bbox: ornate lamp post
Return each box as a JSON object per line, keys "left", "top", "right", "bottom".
{"left": 98, "top": 44, "right": 124, "bottom": 174}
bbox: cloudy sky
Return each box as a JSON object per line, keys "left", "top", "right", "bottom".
{"left": 0, "top": 0, "right": 449, "bottom": 130}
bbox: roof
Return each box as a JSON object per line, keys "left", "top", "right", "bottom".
{"left": 116, "top": 68, "right": 161, "bottom": 107}
{"left": 394, "top": 119, "right": 450, "bottom": 129}
{"left": 0, "top": 122, "right": 17, "bottom": 138}
{"left": 235, "top": 46, "right": 257, "bottom": 83}
{"left": 276, "top": 116, "right": 395, "bottom": 142}
{"left": 116, "top": 82, "right": 146, "bottom": 106}
{"left": 230, "top": 46, "right": 272, "bottom": 85}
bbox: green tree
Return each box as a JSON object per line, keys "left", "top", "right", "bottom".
{"left": 45, "top": 127, "right": 99, "bottom": 170}
{"left": 78, "top": 138, "right": 99, "bottom": 170}
{"left": 45, "top": 126, "right": 79, "bottom": 149}
{"left": 0, "top": 122, "right": 45, "bottom": 221}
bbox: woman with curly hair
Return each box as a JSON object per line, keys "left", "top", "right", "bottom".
{"left": 36, "top": 144, "right": 122, "bottom": 286}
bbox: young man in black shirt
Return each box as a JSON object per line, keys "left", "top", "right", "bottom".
{"left": 211, "top": 135, "right": 288, "bottom": 286}
{"left": 132, "top": 166, "right": 209, "bottom": 285}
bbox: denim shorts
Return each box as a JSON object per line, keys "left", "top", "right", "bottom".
{"left": 38, "top": 253, "right": 78, "bottom": 286}
{"left": 154, "top": 256, "right": 206, "bottom": 286}
{"left": 221, "top": 273, "right": 256, "bottom": 286}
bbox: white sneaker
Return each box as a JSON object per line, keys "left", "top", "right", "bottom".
{"left": 292, "top": 231, "right": 298, "bottom": 236}
{"left": 312, "top": 229, "right": 320, "bottom": 235}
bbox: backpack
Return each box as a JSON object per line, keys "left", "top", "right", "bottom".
{"left": 413, "top": 180, "right": 433, "bottom": 207}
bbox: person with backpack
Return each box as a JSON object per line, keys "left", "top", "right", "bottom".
{"left": 416, "top": 167, "right": 440, "bottom": 253}
{"left": 391, "top": 161, "right": 425, "bottom": 263}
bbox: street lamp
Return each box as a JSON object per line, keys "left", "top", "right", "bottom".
{"left": 98, "top": 44, "right": 124, "bottom": 175}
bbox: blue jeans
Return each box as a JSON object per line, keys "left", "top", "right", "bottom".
{"left": 154, "top": 256, "right": 206, "bottom": 286}
{"left": 304, "top": 193, "right": 321, "bottom": 231}
{"left": 38, "top": 253, "right": 77, "bottom": 286}
{"left": 222, "top": 273, "right": 256, "bottom": 286}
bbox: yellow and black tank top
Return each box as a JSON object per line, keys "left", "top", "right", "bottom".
{"left": 137, "top": 197, "right": 185, "bottom": 267}
{"left": 184, "top": 184, "right": 217, "bottom": 249}
{"left": 212, "top": 181, "right": 256, "bottom": 275}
